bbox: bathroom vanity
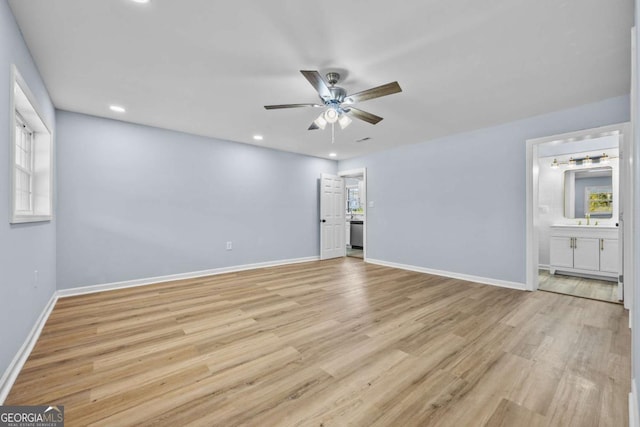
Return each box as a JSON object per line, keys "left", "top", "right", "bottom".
{"left": 549, "top": 225, "right": 618, "bottom": 281}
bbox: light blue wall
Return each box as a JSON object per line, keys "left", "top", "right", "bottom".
{"left": 56, "top": 111, "right": 337, "bottom": 289}
{"left": 0, "top": 1, "right": 56, "bottom": 378}
{"left": 340, "top": 95, "right": 629, "bottom": 284}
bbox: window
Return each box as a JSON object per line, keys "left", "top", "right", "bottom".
{"left": 15, "top": 113, "right": 34, "bottom": 213}
{"left": 347, "top": 187, "right": 362, "bottom": 213}
{"left": 10, "top": 65, "right": 53, "bottom": 223}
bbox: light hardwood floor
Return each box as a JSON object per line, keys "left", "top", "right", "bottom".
{"left": 346, "top": 247, "right": 363, "bottom": 258}
{"left": 538, "top": 270, "right": 620, "bottom": 303}
{"left": 6, "top": 258, "right": 630, "bottom": 426}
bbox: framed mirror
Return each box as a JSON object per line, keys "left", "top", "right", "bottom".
{"left": 564, "top": 167, "right": 613, "bottom": 219}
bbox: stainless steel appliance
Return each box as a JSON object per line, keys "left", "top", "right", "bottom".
{"left": 350, "top": 221, "right": 363, "bottom": 249}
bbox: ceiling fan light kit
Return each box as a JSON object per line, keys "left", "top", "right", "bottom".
{"left": 264, "top": 70, "right": 402, "bottom": 143}
{"left": 313, "top": 114, "right": 327, "bottom": 130}
{"left": 338, "top": 114, "right": 352, "bottom": 130}
{"left": 324, "top": 108, "right": 339, "bottom": 123}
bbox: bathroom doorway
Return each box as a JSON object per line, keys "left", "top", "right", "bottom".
{"left": 339, "top": 168, "right": 367, "bottom": 261}
{"left": 526, "top": 123, "right": 631, "bottom": 307}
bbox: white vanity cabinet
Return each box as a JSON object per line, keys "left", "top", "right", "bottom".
{"left": 599, "top": 239, "right": 619, "bottom": 273}
{"left": 549, "top": 225, "right": 618, "bottom": 280}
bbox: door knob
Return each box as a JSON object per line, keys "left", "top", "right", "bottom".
{"left": 321, "top": 219, "right": 326, "bottom": 223}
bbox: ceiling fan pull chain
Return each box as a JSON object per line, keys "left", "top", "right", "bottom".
{"left": 331, "top": 122, "right": 335, "bottom": 144}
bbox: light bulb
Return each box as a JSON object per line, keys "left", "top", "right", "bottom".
{"left": 313, "top": 113, "right": 327, "bottom": 130}
{"left": 583, "top": 155, "right": 592, "bottom": 165}
{"left": 338, "top": 114, "right": 352, "bottom": 130}
{"left": 600, "top": 153, "right": 609, "bottom": 164}
{"left": 550, "top": 159, "right": 559, "bottom": 169}
{"left": 324, "top": 108, "right": 339, "bottom": 124}
{"left": 568, "top": 157, "right": 576, "bottom": 168}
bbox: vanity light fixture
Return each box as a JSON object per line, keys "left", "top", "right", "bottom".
{"left": 550, "top": 153, "right": 616, "bottom": 169}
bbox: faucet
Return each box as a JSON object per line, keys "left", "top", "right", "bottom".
{"left": 585, "top": 213, "right": 590, "bottom": 226}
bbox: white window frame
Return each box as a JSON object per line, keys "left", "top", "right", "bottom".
{"left": 10, "top": 64, "right": 53, "bottom": 224}
{"left": 14, "top": 112, "right": 35, "bottom": 214}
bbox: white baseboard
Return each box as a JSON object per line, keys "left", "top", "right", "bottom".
{"left": 538, "top": 264, "right": 550, "bottom": 271}
{"left": 0, "top": 255, "right": 319, "bottom": 402}
{"left": 630, "top": 379, "right": 639, "bottom": 427}
{"left": 0, "top": 292, "right": 58, "bottom": 404}
{"left": 57, "top": 256, "right": 319, "bottom": 298}
{"left": 366, "top": 259, "right": 526, "bottom": 291}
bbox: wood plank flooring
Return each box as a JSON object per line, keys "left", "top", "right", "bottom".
{"left": 6, "top": 258, "right": 630, "bottom": 426}
{"left": 538, "top": 270, "right": 620, "bottom": 303}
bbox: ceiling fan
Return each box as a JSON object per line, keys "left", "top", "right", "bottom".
{"left": 264, "top": 70, "right": 402, "bottom": 131}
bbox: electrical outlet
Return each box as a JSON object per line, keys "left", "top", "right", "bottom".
{"left": 226, "top": 241, "right": 232, "bottom": 250}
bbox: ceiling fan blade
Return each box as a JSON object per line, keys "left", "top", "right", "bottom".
{"left": 300, "top": 70, "right": 331, "bottom": 99}
{"left": 344, "top": 81, "right": 402, "bottom": 104}
{"left": 308, "top": 122, "right": 320, "bottom": 130}
{"left": 346, "top": 107, "right": 383, "bottom": 125}
{"left": 264, "top": 103, "right": 322, "bottom": 110}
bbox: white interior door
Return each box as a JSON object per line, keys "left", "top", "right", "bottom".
{"left": 320, "top": 173, "right": 346, "bottom": 260}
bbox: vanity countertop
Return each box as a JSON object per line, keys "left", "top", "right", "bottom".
{"left": 551, "top": 224, "right": 618, "bottom": 229}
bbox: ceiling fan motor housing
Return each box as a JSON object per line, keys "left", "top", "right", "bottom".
{"left": 325, "top": 86, "right": 347, "bottom": 104}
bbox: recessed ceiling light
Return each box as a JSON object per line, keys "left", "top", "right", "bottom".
{"left": 109, "top": 105, "right": 126, "bottom": 113}
{"left": 131, "top": 0, "right": 150, "bottom": 3}
{"left": 253, "top": 135, "right": 263, "bottom": 141}
{"left": 329, "top": 153, "right": 337, "bottom": 157}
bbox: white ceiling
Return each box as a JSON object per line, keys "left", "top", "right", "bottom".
{"left": 8, "top": 0, "right": 633, "bottom": 160}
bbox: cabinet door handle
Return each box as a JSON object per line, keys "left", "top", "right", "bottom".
{"left": 601, "top": 239, "right": 604, "bottom": 251}
{"left": 573, "top": 237, "right": 577, "bottom": 249}
{"left": 569, "top": 238, "right": 573, "bottom": 249}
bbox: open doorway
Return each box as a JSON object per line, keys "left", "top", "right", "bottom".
{"left": 526, "top": 123, "right": 631, "bottom": 307}
{"left": 339, "top": 168, "right": 366, "bottom": 261}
